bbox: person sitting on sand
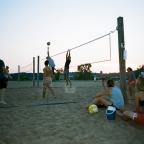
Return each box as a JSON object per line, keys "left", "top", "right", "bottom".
{"left": 43, "top": 60, "right": 55, "bottom": 98}
{"left": 135, "top": 72, "right": 144, "bottom": 112}
{"left": 90, "top": 79, "right": 125, "bottom": 111}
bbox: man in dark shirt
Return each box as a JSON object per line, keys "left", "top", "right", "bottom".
{"left": 0, "top": 59, "right": 5, "bottom": 68}
{"left": 0, "top": 59, "right": 7, "bottom": 104}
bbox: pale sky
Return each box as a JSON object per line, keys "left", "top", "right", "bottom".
{"left": 0, "top": 0, "right": 144, "bottom": 73}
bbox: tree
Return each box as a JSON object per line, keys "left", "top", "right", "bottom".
{"left": 135, "top": 65, "right": 144, "bottom": 78}
{"left": 55, "top": 68, "right": 64, "bottom": 80}
{"left": 77, "top": 63, "right": 92, "bottom": 80}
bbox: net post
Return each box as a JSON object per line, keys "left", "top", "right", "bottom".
{"left": 18, "top": 65, "right": 20, "bottom": 81}
{"left": 33, "top": 57, "right": 35, "bottom": 87}
{"left": 117, "top": 17, "right": 127, "bottom": 104}
{"left": 37, "top": 56, "right": 40, "bottom": 87}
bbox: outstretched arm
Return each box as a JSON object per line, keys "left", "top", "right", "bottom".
{"left": 95, "top": 91, "right": 105, "bottom": 98}
{"left": 66, "top": 50, "right": 69, "bottom": 59}
{"left": 68, "top": 49, "right": 71, "bottom": 57}
{"left": 95, "top": 89, "right": 110, "bottom": 98}
{"left": 47, "top": 47, "right": 50, "bottom": 57}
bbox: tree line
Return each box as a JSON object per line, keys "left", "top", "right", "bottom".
{"left": 10, "top": 64, "right": 144, "bottom": 81}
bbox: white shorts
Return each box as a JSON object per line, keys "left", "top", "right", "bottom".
{"left": 43, "top": 77, "right": 52, "bottom": 87}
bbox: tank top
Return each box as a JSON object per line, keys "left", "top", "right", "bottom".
{"left": 64, "top": 59, "right": 71, "bottom": 69}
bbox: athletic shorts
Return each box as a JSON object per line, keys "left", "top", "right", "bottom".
{"left": 43, "top": 77, "right": 52, "bottom": 87}
{"left": 64, "top": 69, "right": 69, "bottom": 77}
{"left": 111, "top": 103, "right": 120, "bottom": 110}
{"left": 0, "top": 79, "right": 7, "bottom": 89}
{"left": 139, "top": 100, "right": 144, "bottom": 106}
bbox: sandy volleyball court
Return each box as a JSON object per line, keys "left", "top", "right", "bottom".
{"left": 0, "top": 81, "right": 143, "bottom": 144}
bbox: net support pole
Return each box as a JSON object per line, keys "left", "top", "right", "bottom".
{"left": 117, "top": 17, "right": 127, "bottom": 103}
{"left": 37, "top": 56, "right": 40, "bottom": 87}
{"left": 33, "top": 57, "right": 35, "bottom": 87}
{"left": 18, "top": 65, "right": 20, "bottom": 81}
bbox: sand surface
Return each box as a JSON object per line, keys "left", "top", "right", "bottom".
{"left": 0, "top": 80, "right": 144, "bottom": 144}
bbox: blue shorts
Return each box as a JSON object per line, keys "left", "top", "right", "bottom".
{"left": 111, "top": 103, "right": 120, "bottom": 110}
{"left": 64, "top": 69, "right": 69, "bottom": 77}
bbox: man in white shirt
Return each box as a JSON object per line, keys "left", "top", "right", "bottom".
{"left": 46, "top": 45, "right": 56, "bottom": 75}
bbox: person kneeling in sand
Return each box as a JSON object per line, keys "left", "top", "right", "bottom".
{"left": 90, "top": 79, "right": 125, "bottom": 111}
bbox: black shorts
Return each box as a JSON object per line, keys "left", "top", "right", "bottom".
{"left": 139, "top": 100, "right": 144, "bottom": 106}
{"left": 0, "top": 79, "right": 7, "bottom": 89}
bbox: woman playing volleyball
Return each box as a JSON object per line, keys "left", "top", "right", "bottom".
{"left": 64, "top": 49, "right": 72, "bottom": 87}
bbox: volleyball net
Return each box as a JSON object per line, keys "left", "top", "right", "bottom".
{"left": 15, "top": 29, "right": 117, "bottom": 74}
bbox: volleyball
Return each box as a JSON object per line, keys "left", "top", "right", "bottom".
{"left": 47, "top": 42, "right": 51, "bottom": 46}
{"left": 88, "top": 104, "right": 98, "bottom": 114}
